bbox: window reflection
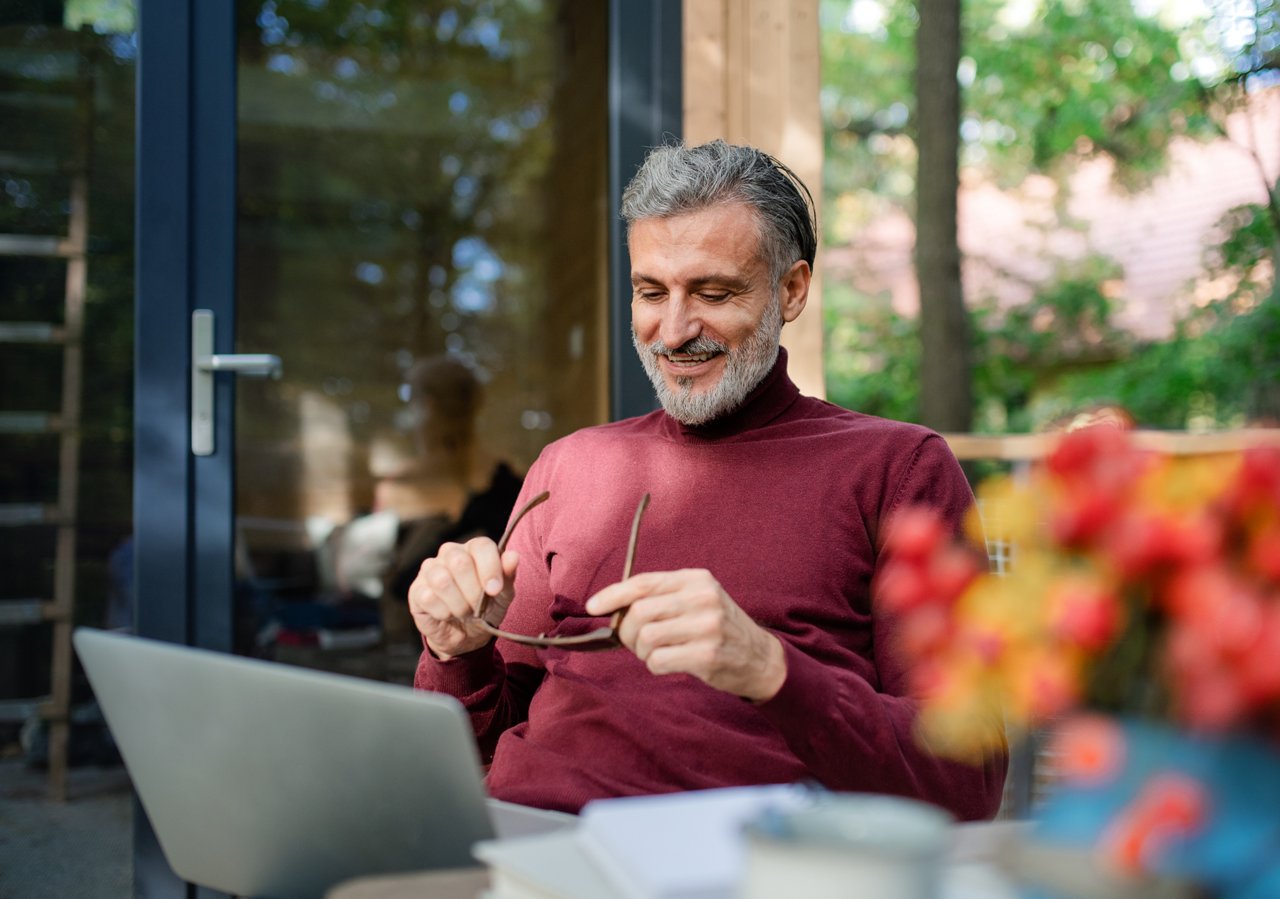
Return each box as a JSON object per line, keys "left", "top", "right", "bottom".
{"left": 233, "top": 1, "right": 607, "bottom": 676}
{"left": 0, "top": 1, "right": 136, "bottom": 775}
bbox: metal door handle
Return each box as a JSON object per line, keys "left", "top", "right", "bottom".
{"left": 191, "top": 309, "right": 283, "bottom": 456}
{"left": 196, "top": 353, "right": 282, "bottom": 376}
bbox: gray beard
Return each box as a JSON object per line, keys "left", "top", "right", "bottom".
{"left": 631, "top": 297, "right": 783, "bottom": 426}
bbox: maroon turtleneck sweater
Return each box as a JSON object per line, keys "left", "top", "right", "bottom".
{"left": 415, "top": 351, "right": 1006, "bottom": 820}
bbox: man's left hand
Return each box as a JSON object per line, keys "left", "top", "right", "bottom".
{"left": 585, "top": 569, "right": 786, "bottom": 702}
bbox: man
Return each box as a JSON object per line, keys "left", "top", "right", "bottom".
{"left": 409, "top": 140, "right": 1006, "bottom": 820}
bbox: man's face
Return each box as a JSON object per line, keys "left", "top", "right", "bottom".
{"left": 628, "top": 202, "right": 808, "bottom": 425}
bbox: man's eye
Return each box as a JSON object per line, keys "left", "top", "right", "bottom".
{"left": 637, "top": 291, "right": 665, "bottom": 302}
{"left": 699, "top": 292, "right": 730, "bottom": 303}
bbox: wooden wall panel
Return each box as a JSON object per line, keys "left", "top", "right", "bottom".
{"left": 684, "top": 0, "right": 825, "bottom": 399}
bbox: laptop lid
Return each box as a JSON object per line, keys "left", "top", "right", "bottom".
{"left": 73, "top": 627, "right": 496, "bottom": 899}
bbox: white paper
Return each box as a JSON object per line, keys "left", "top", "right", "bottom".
{"left": 576, "top": 785, "right": 814, "bottom": 899}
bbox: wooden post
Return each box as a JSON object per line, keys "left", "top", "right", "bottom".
{"left": 683, "top": 0, "right": 825, "bottom": 399}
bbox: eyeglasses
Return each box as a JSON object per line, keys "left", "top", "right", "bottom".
{"left": 470, "top": 490, "right": 650, "bottom": 651}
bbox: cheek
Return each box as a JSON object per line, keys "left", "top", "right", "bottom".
{"left": 705, "top": 313, "right": 755, "bottom": 349}
{"left": 630, "top": 303, "right": 660, "bottom": 342}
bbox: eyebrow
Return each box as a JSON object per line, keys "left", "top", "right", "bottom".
{"left": 630, "top": 271, "right": 754, "bottom": 291}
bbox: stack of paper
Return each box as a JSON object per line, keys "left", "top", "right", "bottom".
{"left": 474, "top": 785, "right": 813, "bottom": 899}
{"left": 473, "top": 829, "right": 612, "bottom": 899}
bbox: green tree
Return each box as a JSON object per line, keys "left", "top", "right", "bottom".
{"left": 915, "top": 0, "right": 971, "bottom": 431}
{"left": 821, "top": 0, "right": 1237, "bottom": 427}
{"left": 824, "top": 282, "right": 921, "bottom": 422}
{"left": 1030, "top": 1, "right": 1280, "bottom": 428}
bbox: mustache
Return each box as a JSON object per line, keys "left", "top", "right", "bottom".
{"left": 642, "top": 335, "right": 727, "bottom": 356}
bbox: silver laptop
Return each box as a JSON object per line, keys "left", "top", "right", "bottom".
{"left": 74, "top": 627, "right": 570, "bottom": 899}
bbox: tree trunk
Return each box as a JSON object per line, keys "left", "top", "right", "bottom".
{"left": 915, "top": 0, "right": 972, "bottom": 432}
{"left": 1248, "top": 234, "right": 1280, "bottom": 424}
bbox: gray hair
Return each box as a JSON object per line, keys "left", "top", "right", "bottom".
{"left": 619, "top": 140, "right": 818, "bottom": 285}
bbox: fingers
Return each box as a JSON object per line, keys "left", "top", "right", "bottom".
{"left": 588, "top": 568, "right": 787, "bottom": 701}
{"left": 418, "top": 544, "right": 482, "bottom": 619}
{"left": 500, "top": 547, "right": 520, "bottom": 585}
{"left": 585, "top": 570, "right": 702, "bottom": 616}
{"left": 416, "top": 539, "right": 507, "bottom": 612}
{"left": 407, "top": 537, "right": 519, "bottom": 656}
{"left": 618, "top": 581, "right": 728, "bottom": 656}
{"left": 594, "top": 570, "right": 726, "bottom": 656}
{"left": 463, "top": 537, "right": 510, "bottom": 601}
{"left": 626, "top": 606, "right": 720, "bottom": 660}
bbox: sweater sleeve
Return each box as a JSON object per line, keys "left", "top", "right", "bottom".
{"left": 753, "top": 434, "right": 1008, "bottom": 821}
{"left": 412, "top": 468, "right": 553, "bottom": 763}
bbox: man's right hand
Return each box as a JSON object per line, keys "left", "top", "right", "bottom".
{"left": 407, "top": 537, "right": 519, "bottom": 659}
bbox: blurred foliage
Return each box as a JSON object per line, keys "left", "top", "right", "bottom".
{"left": 972, "top": 256, "right": 1129, "bottom": 432}
{"left": 1055, "top": 203, "right": 1280, "bottom": 428}
{"left": 821, "top": 0, "right": 1280, "bottom": 431}
{"left": 820, "top": 0, "right": 1218, "bottom": 244}
{"left": 960, "top": 0, "right": 1215, "bottom": 187}
{"left": 828, "top": 204, "right": 1280, "bottom": 431}
{"left": 824, "top": 282, "right": 921, "bottom": 423}
{"left": 233, "top": 0, "right": 563, "bottom": 452}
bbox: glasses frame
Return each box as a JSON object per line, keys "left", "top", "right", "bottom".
{"left": 469, "top": 490, "right": 650, "bottom": 651}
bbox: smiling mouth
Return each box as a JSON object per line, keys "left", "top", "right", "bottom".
{"left": 665, "top": 350, "right": 719, "bottom": 368}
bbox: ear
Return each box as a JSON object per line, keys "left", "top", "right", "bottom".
{"left": 779, "top": 259, "right": 810, "bottom": 323}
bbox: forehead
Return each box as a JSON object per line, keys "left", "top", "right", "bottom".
{"left": 628, "top": 203, "right": 765, "bottom": 275}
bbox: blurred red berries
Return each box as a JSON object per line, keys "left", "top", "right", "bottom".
{"left": 881, "top": 425, "right": 1280, "bottom": 755}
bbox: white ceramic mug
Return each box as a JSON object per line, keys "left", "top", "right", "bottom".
{"left": 741, "top": 793, "right": 954, "bottom": 899}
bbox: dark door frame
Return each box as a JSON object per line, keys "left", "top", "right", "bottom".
{"left": 133, "top": 1, "right": 680, "bottom": 895}
{"left": 134, "top": 2, "right": 237, "bottom": 895}
{"left": 135, "top": 0, "right": 237, "bottom": 653}
{"left": 608, "top": 0, "right": 682, "bottom": 421}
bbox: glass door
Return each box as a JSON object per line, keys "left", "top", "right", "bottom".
{"left": 230, "top": 1, "right": 610, "bottom": 680}
{"left": 133, "top": 1, "right": 679, "bottom": 892}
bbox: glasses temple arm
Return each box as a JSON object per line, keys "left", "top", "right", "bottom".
{"left": 478, "top": 490, "right": 551, "bottom": 620}
{"left": 610, "top": 492, "right": 650, "bottom": 630}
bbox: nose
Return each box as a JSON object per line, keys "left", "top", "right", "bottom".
{"left": 657, "top": 293, "right": 701, "bottom": 350}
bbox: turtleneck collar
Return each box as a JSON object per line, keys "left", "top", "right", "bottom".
{"left": 658, "top": 347, "right": 802, "bottom": 442}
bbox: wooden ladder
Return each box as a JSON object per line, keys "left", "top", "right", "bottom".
{"left": 0, "top": 29, "right": 92, "bottom": 802}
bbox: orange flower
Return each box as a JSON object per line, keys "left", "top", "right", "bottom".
{"left": 927, "top": 545, "right": 984, "bottom": 601}
{"left": 876, "top": 558, "right": 934, "bottom": 614}
{"left": 888, "top": 427, "right": 1280, "bottom": 755}
{"left": 1163, "top": 565, "right": 1264, "bottom": 657}
{"left": 1236, "top": 604, "right": 1280, "bottom": 705}
{"left": 1045, "top": 424, "right": 1142, "bottom": 488}
{"left": 1048, "top": 575, "right": 1124, "bottom": 652}
{"left": 1106, "top": 510, "right": 1220, "bottom": 581}
{"left": 896, "top": 602, "right": 952, "bottom": 660}
{"left": 1222, "top": 447, "right": 1280, "bottom": 526}
{"left": 914, "top": 661, "right": 1005, "bottom": 760}
{"left": 1005, "top": 646, "right": 1082, "bottom": 724}
{"left": 1047, "top": 489, "right": 1125, "bottom": 549}
{"left": 1247, "top": 524, "right": 1280, "bottom": 581}
{"left": 885, "top": 506, "right": 948, "bottom": 562}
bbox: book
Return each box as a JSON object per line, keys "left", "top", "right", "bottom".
{"left": 576, "top": 785, "right": 814, "bottom": 899}
{"left": 473, "top": 829, "right": 615, "bottom": 899}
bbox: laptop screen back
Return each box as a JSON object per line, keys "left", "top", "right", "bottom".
{"left": 74, "top": 627, "right": 495, "bottom": 899}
